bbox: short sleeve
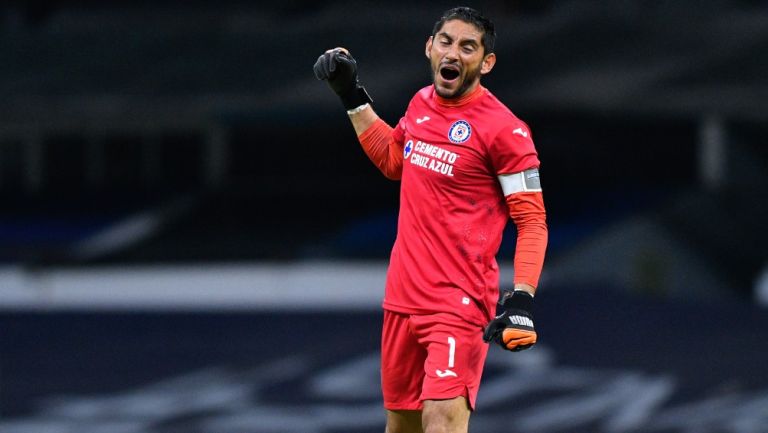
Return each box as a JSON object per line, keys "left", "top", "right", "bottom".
{"left": 488, "top": 122, "right": 540, "bottom": 175}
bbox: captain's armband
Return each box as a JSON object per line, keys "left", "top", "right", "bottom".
{"left": 498, "top": 168, "right": 542, "bottom": 196}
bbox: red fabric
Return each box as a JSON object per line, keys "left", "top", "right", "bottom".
{"left": 357, "top": 118, "right": 404, "bottom": 180}
{"left": 381, "top": 311, "right": 488, "bottom": 410}
{"left": 506, "top": 191, "right": 548, "bottom": 288}
{"left": 360, "top": 84, "right": 545, "bottom": 326}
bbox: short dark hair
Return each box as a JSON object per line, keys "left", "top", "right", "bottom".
{"left": 432, "top": 7, "right": 496, "bottom": 54}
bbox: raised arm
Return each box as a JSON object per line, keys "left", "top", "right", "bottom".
{"left": 314, "top": 48, "right": 403, "bottom": 179}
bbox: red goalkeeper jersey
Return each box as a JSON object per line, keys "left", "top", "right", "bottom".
{"left": 377, "top": 84, "right": 540, "bottom": 327}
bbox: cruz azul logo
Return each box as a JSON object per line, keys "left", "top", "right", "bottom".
{"left": 407, "top": 140, "right": 459, "bottom": 177}
{"left": 403, "top": 140, "right": 414, "bottom": 159}
{"left": 448, "top": 120, "right": 471, "bottom": 143}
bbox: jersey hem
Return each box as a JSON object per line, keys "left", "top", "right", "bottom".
{"left": 382, "top": 301, "right": 489, "bottom": 327}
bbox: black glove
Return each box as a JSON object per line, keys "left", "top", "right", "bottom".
{"left": 313, "top": 48, "right": 372, "bottom": 110}
{"left": 483, "top": 290, "right": 537, "bottom": 352}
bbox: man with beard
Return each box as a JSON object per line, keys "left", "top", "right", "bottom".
{"left": 314, "top": 7, "right": 548, "bottom": 433}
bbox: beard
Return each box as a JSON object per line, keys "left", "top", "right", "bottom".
{"left": 433, "top": 61, "right": 483, "bottom": 99}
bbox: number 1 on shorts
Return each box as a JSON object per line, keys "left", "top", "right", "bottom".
{"left": 435, "top": 336, "right": 458, "bottom": 378}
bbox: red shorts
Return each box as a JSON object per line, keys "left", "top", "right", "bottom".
{"left": 381, "top": 310, "right": 489, "bottom": 411}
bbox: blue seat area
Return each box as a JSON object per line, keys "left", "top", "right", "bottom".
{"left": 0, "top": 218, "right": 108, "bottom": 244}
{"left": 0, "top": 288, "right": 765, "bottom": 430}
{"left": 0, "top": 192, "right": 182, "bottom": 263}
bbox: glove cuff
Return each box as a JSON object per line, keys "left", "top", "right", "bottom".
{"left": 339, "top": 83, "right": 373, "bottom": 110}
{"left": 499, "top": 290, "right": 534, "bottom": 314}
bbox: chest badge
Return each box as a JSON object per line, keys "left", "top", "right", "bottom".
{"left": 448, "top": 120, "right": 471, "bottom": 143}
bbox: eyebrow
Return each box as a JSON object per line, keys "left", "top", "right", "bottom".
{"left": 437, "top": 31, "right": 480, "bottom": 47}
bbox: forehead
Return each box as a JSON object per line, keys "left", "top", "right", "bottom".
{"left": 435, "top": 19, "right": 483, "bottom": 42}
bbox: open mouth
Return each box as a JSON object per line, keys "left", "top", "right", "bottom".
{"left": 439, "top": 65, "right": 460, "bottom": 81}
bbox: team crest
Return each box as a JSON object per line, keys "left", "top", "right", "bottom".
{"left": 448, "top": 120, "right": 471, "bottom": 143}
{"left": 403, "top": 140, "right": 414, "bottom": 158}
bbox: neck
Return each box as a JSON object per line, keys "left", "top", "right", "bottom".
{"left": 435, "top": 83, "right": 484, "bottom": 107}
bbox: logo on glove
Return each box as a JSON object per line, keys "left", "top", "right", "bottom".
{"left": 508, "top": 315, "right": 534, "bottom": 327}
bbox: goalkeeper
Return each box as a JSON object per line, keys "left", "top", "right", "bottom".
{"left": 314, "top": 6, "right": 548, "bottom": 433}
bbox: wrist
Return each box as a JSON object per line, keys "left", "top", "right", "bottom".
{"left": 499, "top": 289, "right": 534, "bottom": 313}
{"left": 346, "top": 103, "right": 370, "bottom": 115}
{"left": 513, "top": 283, "right": 536, "bottom": 297}
{"left": 339, "top": 83, "right": 373, "bottom": 110}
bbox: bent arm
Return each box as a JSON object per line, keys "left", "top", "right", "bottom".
{"left": 348, "top": 103, "right": 379, "bottom": 136}
{"left": 351, "top": 105, "right": 403, "bottom": 180}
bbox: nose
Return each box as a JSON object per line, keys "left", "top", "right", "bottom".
{"left": 444, "top": 42, "right": 460, "bottom": 61}
{"left": 447, "top": 44, "right": 459, "bottom": 60}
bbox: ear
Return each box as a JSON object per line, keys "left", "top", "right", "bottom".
{"left": 480, "top": 52, "right": 496, "bottom": 75}
{"left": 425, "top": 36, "right": 433, "bottom": 60}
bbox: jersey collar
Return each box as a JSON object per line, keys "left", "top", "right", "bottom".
{"left": 433, "top": 83, "right": 485, "bottom": 108}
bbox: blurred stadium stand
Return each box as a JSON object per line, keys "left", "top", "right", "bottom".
{"left": 1, "top": 1, "right": 768, "bottom": 432}
{"left": 1, "top": 0, "right": 766, "bottom": 300}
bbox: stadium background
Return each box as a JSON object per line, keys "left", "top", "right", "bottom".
{"left": 0, "top": 0, "right": 767, "bottom": 432}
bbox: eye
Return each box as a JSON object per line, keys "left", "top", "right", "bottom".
{"left": 462, "top": 45, "right": 475, "bottom": 54}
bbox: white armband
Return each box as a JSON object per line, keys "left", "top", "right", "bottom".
{"left": 498, "top": 168, "right": 542, "bottom": 196}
